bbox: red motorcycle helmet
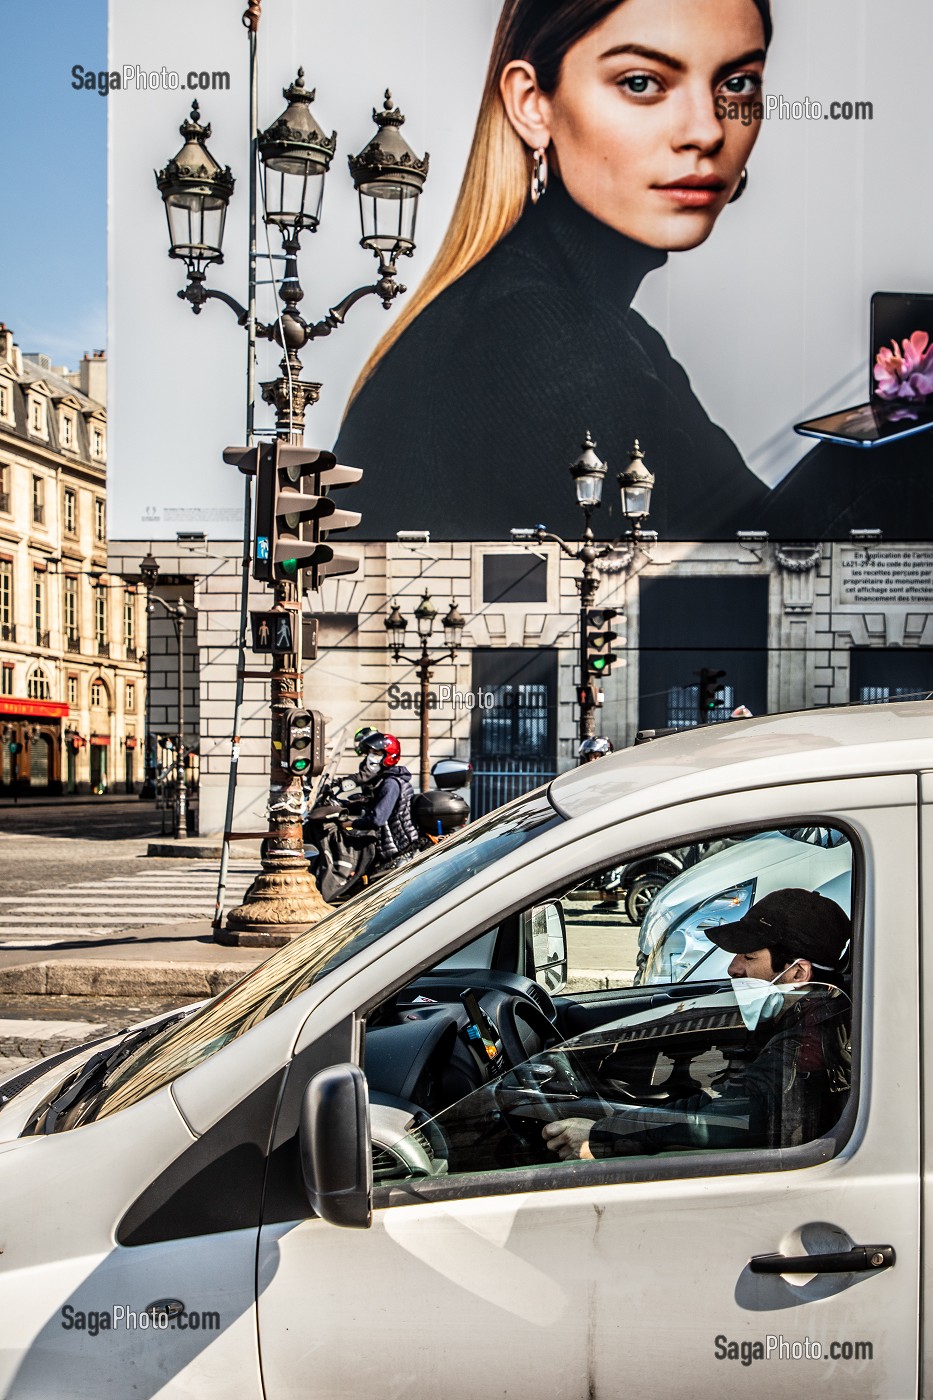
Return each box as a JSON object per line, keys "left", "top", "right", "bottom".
{"left": 359, "top": 731, "right": 401, "bottom": 768}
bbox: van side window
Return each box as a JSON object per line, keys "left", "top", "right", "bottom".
{"left": 369, "top": 824, "right": 856, "bottom": 1199}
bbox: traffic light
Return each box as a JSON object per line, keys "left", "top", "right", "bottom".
{"left": 585, "top": 608, "right": 622, "bottom": 677}
{"left": 225, "top": 443, "right": 362, "bottom": 586}
{"left": 697, "top": 668, "right": 727, "bottom": 718}
{"left": 284, "top": 709, "right": 325, "bottom": 778}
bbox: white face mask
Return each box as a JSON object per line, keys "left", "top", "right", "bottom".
{"left": 732, "top": 960, "right": 803, "bottom": 1031}
{"left": 360, "top": 754, "right": 381, "bottom": 780}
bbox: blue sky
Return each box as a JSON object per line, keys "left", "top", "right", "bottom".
{"left": 0, "top": 0, "right": 107, "bottom": 368}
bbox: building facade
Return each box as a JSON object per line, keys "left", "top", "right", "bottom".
{"left": 110, "top": 531, "right": 933, "bottom": 833}
{"left": 0, "top": 326, "right": 146, "bottom": 795}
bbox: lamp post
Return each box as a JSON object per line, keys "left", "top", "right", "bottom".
{"left": 512, "top": 433, "right": 657, "bottom": 743}
{"left": 156, "top": 44, "right": 430, "bottom": 942}
{"left": 138, "top": 549, "right": 160, "bottom": 800}
{"left": 385, "top": 592, "right": 464, "bottom": 791}
{"left": 147, "top": 593, "right": 188, "bottom": 838}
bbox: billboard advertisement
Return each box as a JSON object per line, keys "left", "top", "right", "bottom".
{"left": 110, "top": 0, "right": 933, "bottom": 542}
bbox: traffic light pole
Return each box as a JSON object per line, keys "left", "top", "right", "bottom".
{"left": 578, "top": 561, "right": 599, "bottom": 743}
{"left": 223, "top": 371, "right": 334, "bottom": 944}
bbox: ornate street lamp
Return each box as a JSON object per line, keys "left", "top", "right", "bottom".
{"left": 384, "top": 601, "right": 408, "bottom": 653}
{"left": 442, "top": 600, "right": 465, "bottom": 651}
{"left": 138, "top": 550, "right": 160, "bottom": 800}
{"left": 386, "top": 592, "right": 464, "bottom": 791}
{"left": 147, "top": 591, "right": 189, "bottom": 839}
{"left": 414, "top": 589, "right": 437, "bottom": 640}
{"left": 155, "top": 103, "right": 235, "bottom": 278}
{"left": 511, "top": 432, "right": 659, "bottom": 742}
{"left": 156, "top": 56, "right": 433, "bottom": 944}
{"left": 618, "top": 440, "right": 656, "bottom": 533}
{"left": 569, "top": 431, "right": 608, "bottom": 514}
{"left": 349, "top": 91, "right": 430, "bottom": 259}
{"left": 258, "top": 69, "right": 336, "bottom": 237}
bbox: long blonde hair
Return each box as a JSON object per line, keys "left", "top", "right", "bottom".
{"left": 347, "top": 0, "right": 625, "bottom": 407}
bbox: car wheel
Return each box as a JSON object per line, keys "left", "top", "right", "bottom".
{"left": 626, "top": 871, "right": 670, "bottom": 925}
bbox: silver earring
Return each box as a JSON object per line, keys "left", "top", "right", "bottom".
{"left": 729, "top": 168, "right": 748, "bottom": 203}
{"left": 531, "top": 146, "right": 548, "bottom": 203}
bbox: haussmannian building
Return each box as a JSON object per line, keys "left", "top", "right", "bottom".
{"left": 0, "top": 324, "right": 147, "bottom": 795}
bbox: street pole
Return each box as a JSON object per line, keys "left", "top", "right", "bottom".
{"left": 175, "top": 607, "right": 187, "bottom": 838}
{"left": 156, "top": 56, "right": 430, "bottom": 943}
{"left": 579, "top": 575, "right": 599, "bottom": 742}
{"left": 223, "top": 322, "right": 332, "bottom": 941}
{"left": 419, "top": 652, "right": 432, "bottom": 792}
{"left": 141, "top": 576, "right": 155, "bottom": 798}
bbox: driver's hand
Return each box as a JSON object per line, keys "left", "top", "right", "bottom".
{"left": 542, "top": 1118, "right": 595, "bottom": 1161}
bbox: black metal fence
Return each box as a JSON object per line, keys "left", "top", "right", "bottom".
{"left": 469, "top": 757, "right": 558, "bottom": 818}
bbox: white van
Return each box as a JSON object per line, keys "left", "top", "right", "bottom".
{"left": 0, "top": 704, "right": 927, "bottom": 1398}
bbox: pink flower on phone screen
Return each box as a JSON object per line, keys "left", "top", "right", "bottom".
{"left": 874, "top": 330, "right": 933, "bottom": 401}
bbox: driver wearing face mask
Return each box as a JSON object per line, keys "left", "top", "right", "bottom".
{"left": 545, "top": 888, "right": 852, "bottom": 1161}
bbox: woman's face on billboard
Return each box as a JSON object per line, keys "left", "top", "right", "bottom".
{"left": 502, "top": 0, "right": 767, "bottom": 250}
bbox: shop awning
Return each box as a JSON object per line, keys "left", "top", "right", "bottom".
{"left": 0, "top": 698, "right": 69, "bottom": 719}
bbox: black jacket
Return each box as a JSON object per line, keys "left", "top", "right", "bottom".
{"left": 589, "top": 990, "right": 850, "bottom": 1158}
{"left": 336, "top": 179, "right": 770, "bottom": 543}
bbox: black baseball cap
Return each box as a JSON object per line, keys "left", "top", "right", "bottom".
{"left": 707, "top": 888, "right": 851, "bottom": 971}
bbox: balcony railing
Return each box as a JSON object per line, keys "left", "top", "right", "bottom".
{"left": 66, "top": 633, "right": 81, "bottom": 654}
{"left": 97, "top": 640, "right": 110, "bottom": 658}
{"left": 33, "top": 506, "right": 45, "bottom": 526}
{"left": 0, "top": 491, "right": 9, "bottom": 514}
{"left": 36, "top": 629, "right": 50, "bottom": 648}
{"left": 125, "top": 644, "right": 139, "bottom": 660}
{"left": 0, "top": 623, "right": 15, "bottom": 643}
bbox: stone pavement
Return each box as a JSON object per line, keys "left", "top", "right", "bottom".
{"left": 0, "top": 916, "right": 272, "bottom": 1069}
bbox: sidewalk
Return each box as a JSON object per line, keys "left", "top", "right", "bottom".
{"left": 0, "top": 918, "right": 270, "bottom": 1002}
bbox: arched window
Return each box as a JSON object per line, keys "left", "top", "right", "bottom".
{"left": 27, "top": 667, "right": 51, "bottom": 700}
{"left": 90, "top": 678, "right": 108, "bottom": 708}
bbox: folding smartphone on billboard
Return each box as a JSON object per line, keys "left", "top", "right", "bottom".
{"left": 795, "top": 292, "right": 933, "bottom": 447}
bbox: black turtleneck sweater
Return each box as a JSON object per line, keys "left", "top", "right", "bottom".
{"left": 336, "top": 179, "right": 770, "bottom": 541}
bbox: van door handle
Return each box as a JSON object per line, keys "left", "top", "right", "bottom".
{"left": 749, "top": 1245, "right": 895, "bottom": 1275}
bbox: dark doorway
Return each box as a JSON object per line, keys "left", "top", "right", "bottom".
{"left": 638, "top": 576, "right": 769, "bottom": 729}
{"left": 470, "top": 649, "right": 558, "bottom": 817}
{"left": 849, "top": 648, "right": 933, "bottom": 704}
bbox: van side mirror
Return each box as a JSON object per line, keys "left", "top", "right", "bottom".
{"left": 528, "top": 901, "right": 568, "bottom": 994}
{"left": 299, "top": 1063, "right": 372, "bottom": 1230}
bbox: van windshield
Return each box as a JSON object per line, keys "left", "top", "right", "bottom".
{"left": 56, "top": 790, "right": 561, "bottom": 1129}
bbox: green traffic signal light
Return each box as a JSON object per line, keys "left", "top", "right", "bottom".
{"left": 281, "top": 558, "right": 298, "bottom": 577}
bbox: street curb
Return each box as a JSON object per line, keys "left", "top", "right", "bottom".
{"left": 0, "top": 960, "right": 261, "bottom": 1000}
{"left": 145, "top": 841, "right": 262, "bottom": 860}
{"left": 147, "top": 842, "right": 223, "bottom": 859}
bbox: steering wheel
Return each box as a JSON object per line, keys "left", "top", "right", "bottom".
{"left": 496, "top": 995, "right": 561, "bottom": 1070}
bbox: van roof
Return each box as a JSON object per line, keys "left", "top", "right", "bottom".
{"left": 550, "top": 702, "right": 933, "bottom": 820}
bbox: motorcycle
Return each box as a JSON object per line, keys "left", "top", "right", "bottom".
{"left": 304, "top": 758, "right": 473, "bottom": 904}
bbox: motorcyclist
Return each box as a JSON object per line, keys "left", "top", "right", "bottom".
{"left": 352, "top": 732, "right": 419, "bottom": 873}
{"left": 578, "top": 737, "right": 613, "bottom": 764}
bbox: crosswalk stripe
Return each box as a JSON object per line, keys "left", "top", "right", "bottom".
{"left": 0, "top": 863, "right": 262, "bottom": 944}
